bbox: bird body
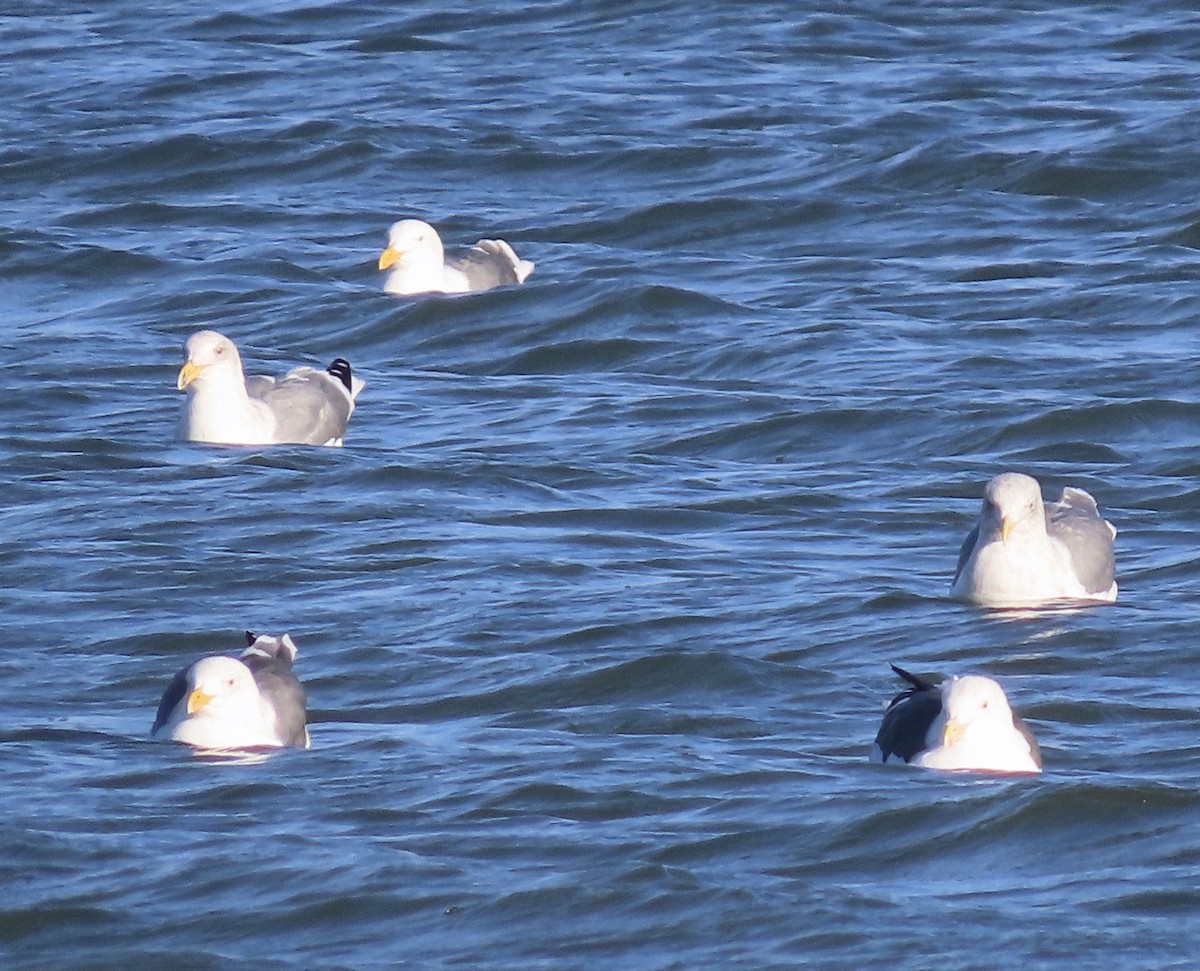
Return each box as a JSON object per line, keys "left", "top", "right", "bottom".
{"left": 378, "top": 219, "right": 533, "bottom": 295}
{"left": 176, "top": 331, "right": 362, "bottom": 446}
{"left": 871, "top": 664, "right": 1041, "bottom": 774}
{"left": 151, "top": 632, "right": 309, "bottom": 751}
{"left": 951, "top": 472, "right": 1116, "bottom": 607}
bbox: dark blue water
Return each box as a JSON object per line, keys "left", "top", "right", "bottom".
{"left": 4, "top": 2, "right": 1200, "bottom": 968}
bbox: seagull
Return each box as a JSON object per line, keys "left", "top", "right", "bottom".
{"left": 151, "top": 632, "right": 310, "bottom": 751}
{"left": 378, "top": 218, "right": 534, "bottom": 295}
{"left": 176, "top": 330, "right": 364, "bottom": 446}
{"left": 950, "top": 472, "right": 1117, "bottom": 607}
{"left": 870, "top": 664, "right": 1041, "bottom": 774}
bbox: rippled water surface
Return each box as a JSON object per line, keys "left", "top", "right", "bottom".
{"left": 4, "top": 2, "right": 1200, "bottom": 968}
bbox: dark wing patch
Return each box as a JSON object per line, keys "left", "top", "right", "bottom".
{"left": 326, "top": 358, "right": 353, "bottom": 393}
{"left": 1013, "top": 713, "right": 1043, "bottom": 769}
{"left": 875, "top": 664, "right": 943, "bottom": 763}
{"left": 245, "top": 653, "right": 308, "bottom": 748}
{"left": 151, "top": 664, "right": 191, "bottom": 735}
{"left": 889, "top": 663, "right": 939, "bottom": 697}
{"left": 952, "top": 523, "right": 979, "bottom": 587}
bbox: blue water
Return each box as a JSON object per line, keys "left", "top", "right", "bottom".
{"left": 4, "top": 2, "right": 1200, "bottom": 968}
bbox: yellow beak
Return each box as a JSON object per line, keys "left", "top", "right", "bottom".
{"left": 378, "top": 246, "right": 401, "bottom": 271}
{"left": 942, "top": 719, "right": 966, "bottom": 747}
{"left": 177, "top": 360, "right": 204, "bottom": 391}
{"left": 187, "top": 688, "right": 214, "bottom": 715}
{"left": 1000, "top": 517, "right": 1013, "bottom": 544}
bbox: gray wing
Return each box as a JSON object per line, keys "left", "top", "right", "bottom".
{"left": 255, "top": 368, "right": 353, "bottom": 445}
{"left": 245, "top": 375, "right": 276, "bottom": 396}
{"left": 448, "top": 239, "right": 532, "bottom": 291}
{"left": 244, "top": 654, "right": 308, "bottom": 748}
{"left": 952, "top": 523, "right": 980, "bottom": 586}
{"left": 874, "top": 666, "right": 943, "bottom": 763}
{"left": 1046, "top": 487, "right": 1116, "bottom": 595}
{"left": 151, "top": 663, "right": 190, "bottom": 735}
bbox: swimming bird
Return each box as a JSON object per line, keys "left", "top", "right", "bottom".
{"left": 176, "top": 330, "right": 364, "bottom": 446}
{"left": 870, "top": 664, "right": 1041, "bottom": 773}
{"left": 950, "top": 472, "right": 1117, "bottom": 607}
{"left": 378, "top": 218, "right": 534, "bottom": 295}
{"left": 151, "top": 632, "right": 310, "bottom": 750}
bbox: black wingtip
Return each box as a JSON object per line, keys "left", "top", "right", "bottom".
{"left": 246, "top": 630, "right": 257, "bottom": 647}
{"left": 890, "top": 663, "right": 937, "bottom": 693}
{"left": 327, "top": 358, "right": 353, "bottom": 392}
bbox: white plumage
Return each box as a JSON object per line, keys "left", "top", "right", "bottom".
{"left": 951, "top": 472, "right": 1117, "bottom": 607}
{"left": 151, "top": 632, "right": 310, "bottom": 751}
{"left": 378, "top": 219, "right": 534, "bottom": 295}
{"left": 871, "top": 664, "right": 1042, "bottom": 774}
{"left": 176, "top": 330, "right": 363, "bottom": 447}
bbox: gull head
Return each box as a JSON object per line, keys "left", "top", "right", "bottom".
{"left": 981, "top": 472, "right": 1045, "bottom": 544}
{"left": 938, "top": 674, "right": 1016, "bottom": 748}
{"left": 184, "top": 655, "right": 262, "bottom": 720}
{"left": 378, "top": 219, "right": 444, "bottom": 272}
{"left": 177, "top": 330, "right": 243, "bottom": 392}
